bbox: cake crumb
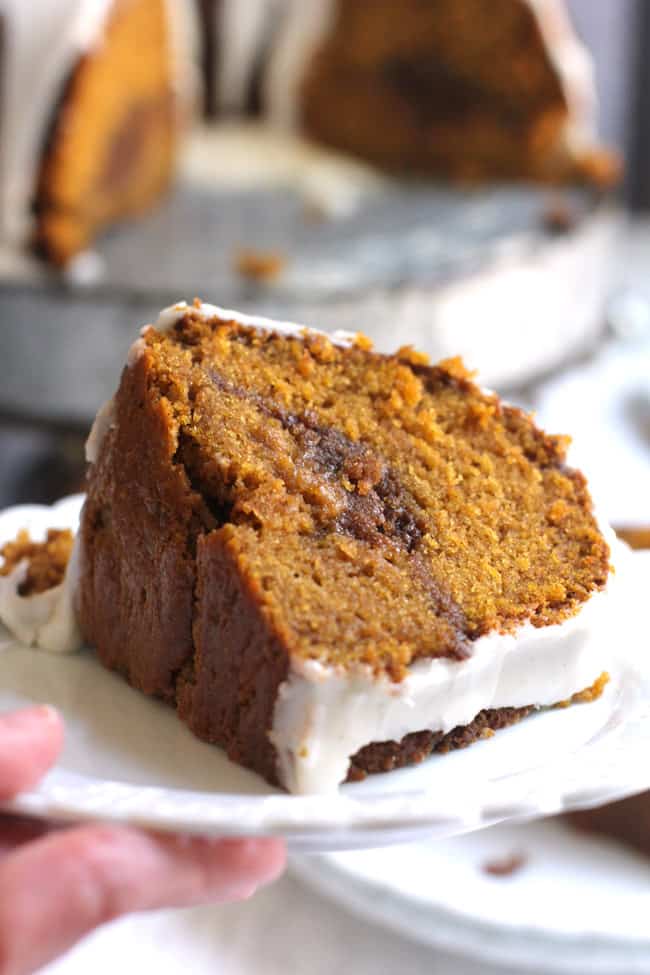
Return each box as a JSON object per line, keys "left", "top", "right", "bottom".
{"left": 542, "top": 196, "right": 575, "bottom": 235}
{"left": 482, "top": 852, "right": 527, "bottom": 877}
{"left": 0, "top": 529, "right": 74, "bottom": 596}
{"left": 354, "top": 333, "right": 374, "bottom": 352}
{"left": 575, "top": 148, "right": 623, "bottom": 191}
{"left": 234, "top": 249, "right": 287, "bottom": 283}
{"left": 437, "top": 356, "right": 476, "bottom": 381}
{"left": 397, "top": 345, "right": 430, "bottom": 366}
{"left": 556, "top": 671, "right": 610, "bottom": 709}
{"left": 614, "top": 526, "right": 650, "bottom": 551}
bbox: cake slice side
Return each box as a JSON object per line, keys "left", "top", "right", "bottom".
{"left": 79, "top": 344, "right": 205, "bottom": 700}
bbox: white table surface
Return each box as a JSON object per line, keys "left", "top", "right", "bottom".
{"left": 42, "top": 866, "right": 544, "bottom": 975}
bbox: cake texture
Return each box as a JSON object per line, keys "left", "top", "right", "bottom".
{"left": 73, "top": 300, "right": 612, "bottom": 793}
{"left": 0, "top": 0, "right": 192, "bottom": 265}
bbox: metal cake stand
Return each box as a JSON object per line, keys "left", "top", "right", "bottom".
{"left": 0, "top": 162, "right": 616, "bottom": 432}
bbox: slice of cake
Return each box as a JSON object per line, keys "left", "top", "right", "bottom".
{"left": 70, "top": 300, "right": 612, "bottom": 793}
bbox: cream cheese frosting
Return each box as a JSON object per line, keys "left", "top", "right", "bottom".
{"left": 153, "top": 299, "right": 357, "bottom": 346}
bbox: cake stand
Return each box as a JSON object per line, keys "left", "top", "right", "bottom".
{"left": 0, "top": 124, "right": 621, "bottom": 432}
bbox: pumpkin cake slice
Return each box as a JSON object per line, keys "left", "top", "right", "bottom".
{"left": 67, "top": 300, "right": 612, "bottom": 793}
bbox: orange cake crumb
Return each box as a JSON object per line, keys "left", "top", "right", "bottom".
{"left": 234, "top": 249, "right": 287, "bottom": 283}
{"left": 0, "top": 529, "right": 74, "bottom": 596}
{"left": 556, "top": 672, "right": 610, "bottom": 709}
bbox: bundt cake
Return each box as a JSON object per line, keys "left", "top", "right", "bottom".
{"left": 201, "top": 0, "right": 619, "bottom": 186}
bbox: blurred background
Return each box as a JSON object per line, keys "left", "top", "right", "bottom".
{"left": 0, "top": 1, "right": 649, "bottom": 973}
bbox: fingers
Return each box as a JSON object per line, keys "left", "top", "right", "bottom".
{"left": 0, "top": 707, "right": 64, "bottom": 799}
{"left": 0, "top": 824, "right": 286, "bottom": 975}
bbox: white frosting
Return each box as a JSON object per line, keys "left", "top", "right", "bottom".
{"left": 264, "top": 0, "right": 336, "bottom": 129}
{"left": 217, "top": 0, "right": 277, "bottom": 114}
{"left": 180, "top": 121, "right": 385, "bottom": 220}
{"left": 85, "top": 395, "right": 116, "bottom": 464}
{"left": 153, "top": 299, "right": 357, "bottom": 347}
{"left": 0, "top": 531, "right": 82, "bottom": 653}
{"left": 271, "top": 581, "right": 614, "bottom": 795}
{"left": 526, "top": 0, "right": 597, "bottom": 149}
{"left": 0, "top": 0, "right": 195, "bottom": 251}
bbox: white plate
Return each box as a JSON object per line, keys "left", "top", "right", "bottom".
{"left": 535, "top": 340, "right": 650, "bottom": 527}
{"left": 293, "top": 818, "right": 650, "bottom": 974}
{"left": 0, "top": 496, "right": 649, "bottom": 853}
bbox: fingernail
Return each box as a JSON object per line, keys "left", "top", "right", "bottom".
{"left": 227, "top": 885, "right": 257, "bottom": 902}
{"left": 34, "top": 705, "right": 60, "bottom": 725}
{"left": 1, "top": 705, "right": 61, "bottom": 729}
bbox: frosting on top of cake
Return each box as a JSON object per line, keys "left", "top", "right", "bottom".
{"left": 153, "top": 299, "right": 358, "bottom": 347}
{"left": 526, "top": 0, "right": 597, "bottom": 147}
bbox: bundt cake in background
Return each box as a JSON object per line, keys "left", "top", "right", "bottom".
{"left": 0, "top": 0, "right": 194, "bottom": 266}
{"left": 0, "top": 0, "right": 619, "bottom": 268}
{"left": 198, "top": 0, "right": 619, "bottom": 186}
{"left": 297, "top": 0, "right": 617, "bottom": 184}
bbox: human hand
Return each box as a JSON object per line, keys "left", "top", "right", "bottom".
{"left": 0, "top": 707, "right": 286, "bottom": 975}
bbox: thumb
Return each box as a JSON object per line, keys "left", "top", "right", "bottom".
{"left": 0, "top": 707, "right": 64, "bottom": 799}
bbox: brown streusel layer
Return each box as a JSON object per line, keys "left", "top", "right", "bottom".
{"left": 349, "top": 672, "right": 608, "bottom": 780}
